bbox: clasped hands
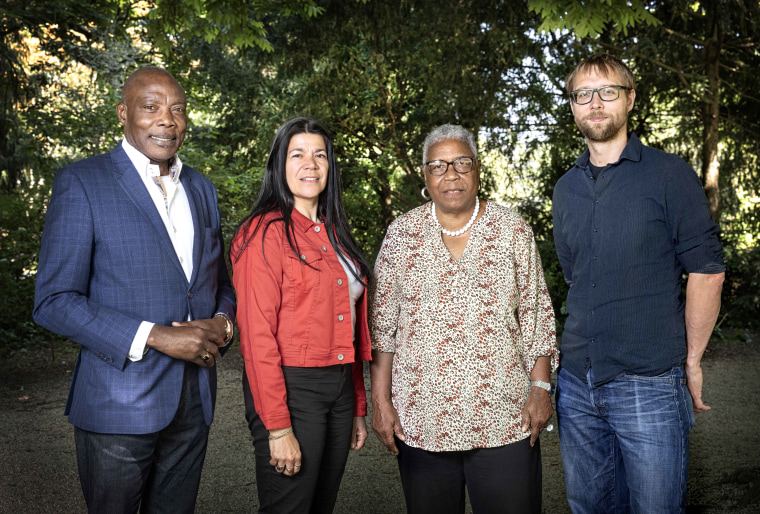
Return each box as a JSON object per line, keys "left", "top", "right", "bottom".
{"left": 147, "top": 317, "right": 228, "bottom": 367}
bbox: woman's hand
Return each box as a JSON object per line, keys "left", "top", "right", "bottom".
{"left": 351, "top": 416, "right": 368, "bottom": 450}
{"left": 269, "top": 428, "right": 302, "bottom": 476}
{"left": 520, "top": 387, "right": 554, "bottom": 447}
{"left": 370, "top": 351, "right": 405, "bottom": 454}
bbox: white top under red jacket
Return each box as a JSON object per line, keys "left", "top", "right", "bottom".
{"left": 232, "top": 208, "right": 372, "bottom": 430}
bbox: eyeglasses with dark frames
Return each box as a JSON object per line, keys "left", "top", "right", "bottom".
{"left": 424, "top": 156, "right": 477, "bottom": 176}
{"left": 569, "top": 85, "right": 632, "bottom": 105}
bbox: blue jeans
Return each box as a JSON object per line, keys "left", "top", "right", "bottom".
{"left": 556, "top": 367, "right": 695, "bottom": 514}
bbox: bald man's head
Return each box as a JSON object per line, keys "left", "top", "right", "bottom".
{"left": 117, "top": 67, "right": 187, "bottom": 172}
{"left": 121, "top": 67, "right": 184, "bottom": 105}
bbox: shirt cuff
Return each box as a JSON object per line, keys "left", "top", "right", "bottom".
{"left": 128, "top": 321, "right": 155, "bottom": 362}
{"left": 690, "top": 262, "right": 726, "bottom": 274}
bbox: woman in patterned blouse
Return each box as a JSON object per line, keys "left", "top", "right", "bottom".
{"left": 369, "top": 124, "right": 558, "bottom": 514}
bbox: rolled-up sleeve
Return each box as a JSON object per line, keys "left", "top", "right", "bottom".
{"left": 369, "top": 225, "right": 401, "bottom": 353}
{"left": 666, "top": 159, "right": 725, "bottom": 274}
{"left": 513, "top": 222, "right": 559, "bottom": 374}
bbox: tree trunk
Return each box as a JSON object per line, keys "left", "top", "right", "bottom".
{"left": 701, "top": 18, "right": 721, "bottom": 223}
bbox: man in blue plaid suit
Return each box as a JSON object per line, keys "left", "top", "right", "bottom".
{"left": 34, "top": 67, "right": 236, "bottom": 513}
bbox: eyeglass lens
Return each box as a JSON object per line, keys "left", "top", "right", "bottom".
{"left": 426, "top": 157, "right": 474, "bottom": 176}
{"left": 571, "top": 86, "right": 625, "bottom": 105}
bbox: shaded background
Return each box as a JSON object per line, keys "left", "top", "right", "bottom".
{"left": 2, "top": 341, "right": 759, "bottom": 512}
{"left": 2, "top": 1, "right": 759, "bottom": 511}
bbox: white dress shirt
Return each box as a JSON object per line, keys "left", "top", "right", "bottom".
{"left": 121, "top": 139, "right": 195, "bottom": 361}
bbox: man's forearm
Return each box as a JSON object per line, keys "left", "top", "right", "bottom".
{"left": 685, "top": 272, "right": 724, "bottom": 365}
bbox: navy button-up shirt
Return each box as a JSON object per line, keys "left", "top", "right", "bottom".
{"left": 553, "top": 133, "right": 725, "bottom": 386}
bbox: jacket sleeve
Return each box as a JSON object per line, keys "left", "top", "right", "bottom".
{"left": 352, "top": 359, "right": 367, "bottom": 417}
{"left": 351, "top": 287, "right": 370, "bottom": 417}
{"left": 33, "top": 167, "right": 141, "bottom": 370}
{"left": 210, "top": 189, "right": 236, "bottom": 353}
{"left": 232, "top": 220, "right": 292, "bottom": 430}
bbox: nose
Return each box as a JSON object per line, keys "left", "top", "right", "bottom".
{"left": 157, "top": 106, "right": 176, "bottom": 126}
{"left": 306, "top": 151, "right": 318, "bottom": 167}
{"left": 442, "top": 162, "right": 460, "bottom": 180}
{"left": 589, "top": 90, "right": 604, "bottom": 109}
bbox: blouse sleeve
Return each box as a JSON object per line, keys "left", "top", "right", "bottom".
{"left": 369, "top": 223, "right": 402, "bottom": 353}
{"left": 513, "top": 219, "right": 559, "bottom": 374}
{"left": 232, "top": 220, "right": 292, "bottom": 430}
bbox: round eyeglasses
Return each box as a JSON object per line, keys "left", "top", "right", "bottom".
{"left": 569, "top": 85, "right": 632, "bottom": 105}
{"left": 424, "top": 156, "right": 476, "bottom": 176}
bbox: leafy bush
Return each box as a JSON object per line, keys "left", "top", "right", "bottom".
{"left": 719, "top": 245, "right": 760, "bottom": 330}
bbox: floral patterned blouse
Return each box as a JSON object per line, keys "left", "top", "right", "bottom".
{"left": 370, "top": 201, "right": 558, "bottom": 452}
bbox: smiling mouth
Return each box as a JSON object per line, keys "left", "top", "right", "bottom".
{"left": 150, "top": 136, "right": 176, "bottom": 143}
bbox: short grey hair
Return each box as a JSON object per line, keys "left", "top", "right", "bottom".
{"left": 422, "top": 124, "right": 478, "bottom": 164}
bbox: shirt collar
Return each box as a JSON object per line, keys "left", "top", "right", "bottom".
{"left": 121, "top": 139, "right": 183, "bottom": 182}
{"left": 574, "top": 132, "right": 643, "bottom": 169}
{"left": 291, "top": 207, "right": 323, "bottom": 233}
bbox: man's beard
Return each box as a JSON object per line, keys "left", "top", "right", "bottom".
{"left": 577, "top": 112, "right": 627, "bottom": 142}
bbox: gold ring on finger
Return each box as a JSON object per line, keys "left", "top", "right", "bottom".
{"left": 202, "top": 351, "right": 210, "bottom": 362}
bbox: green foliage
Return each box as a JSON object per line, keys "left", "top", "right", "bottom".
{"left": 146, "top": 0, "right": 325, "bottom": 52}
{"left": 0, "top": 179, "right": 51, "bottom": 346}
{"left": 720, "top": 246, "right": 760, "bottom": 330}
{"left": 2, "top": 0, "right": 760, "bottom": 351}
{"left": 0, "top": 0, "right": 125, "bottom": 192}
{"left": 529, "top": 0, "right": 661, "bottom": 37}
{"left": 0, "top": 3, "right": 139, "bottom": 346}
{"left": 198, "top": 0, "right": 557, "bottom": 263}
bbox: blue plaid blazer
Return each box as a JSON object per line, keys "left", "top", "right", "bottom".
{"left": 34, "top": 143, "right": 236, "bottom": 434}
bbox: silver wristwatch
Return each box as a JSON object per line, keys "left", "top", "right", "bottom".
{"left": 530, "top": 380, "right": 552, "bottom": 393}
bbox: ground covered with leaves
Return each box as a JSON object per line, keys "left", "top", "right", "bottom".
{"left": 2, "top": 337, "right": 758, "bottom": 513}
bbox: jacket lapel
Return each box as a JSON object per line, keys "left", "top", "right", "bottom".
{"left": 180, "top": 169, "right": 205, "bottom": 288}
{"left": 110, "top": 144, "right": 188, "bottom": 282}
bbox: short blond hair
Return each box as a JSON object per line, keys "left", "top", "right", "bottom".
{"left": 565, "top": 54, "right": 635, "bottom": 95}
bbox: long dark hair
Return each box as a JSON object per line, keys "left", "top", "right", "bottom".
{"left": 230, "top": 117, "right": 370, "bottom": 282}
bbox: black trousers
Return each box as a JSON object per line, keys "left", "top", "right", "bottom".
{"left": 397, "top": 436, "right": 542, "bottom": 514}
{"left": 74, "top": 362, "right": 209, "bottom": 514}
{"left": 243, "top": 363, "right": 355, "bottom": 514}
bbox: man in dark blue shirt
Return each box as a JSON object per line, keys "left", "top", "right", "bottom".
{"left": 553, "top": 54, "right": 725, "bottom": 513}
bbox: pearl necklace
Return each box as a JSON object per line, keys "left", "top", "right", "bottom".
{"left": 431, "top": 199, "right": 479, "bottom": 237}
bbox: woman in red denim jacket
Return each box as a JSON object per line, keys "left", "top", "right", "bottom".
{"left": 230, "top": 118, "right": 372, "bottom": 513}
